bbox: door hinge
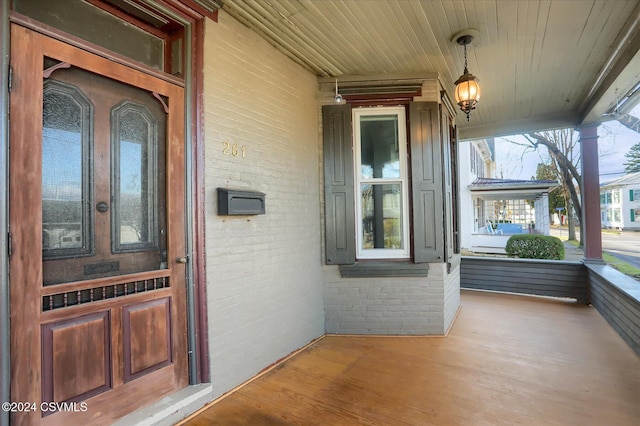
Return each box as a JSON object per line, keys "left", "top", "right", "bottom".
{"left": 8, "top": 66, "right": 12, "bottom": 93}
{"left": 7, "top": 232, "right": 12, "bottom": 258}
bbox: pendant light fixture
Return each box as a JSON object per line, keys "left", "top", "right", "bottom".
{"left": 453, "top": 30, "right": 481, "bottom": 121}
{"left": 334, "top": 78, "right": 345, "bottom": 104}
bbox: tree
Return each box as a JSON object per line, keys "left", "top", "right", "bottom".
{"left": 535, "top": 163, "right": 565, "bottom": 219}
{"left": 623, "top": 142, "right": 640, "bottom": 173}
{"left": 520, "top": 129, "right": 582, "bottom": 243}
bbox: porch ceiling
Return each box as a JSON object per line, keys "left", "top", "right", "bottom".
{"left": 221, "top": 0, "right": 640, "bottom": 140}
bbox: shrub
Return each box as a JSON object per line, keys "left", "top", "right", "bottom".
{"left": 505, "top": 234, "right": 565, "bottom": 260}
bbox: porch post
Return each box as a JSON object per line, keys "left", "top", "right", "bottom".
{"left": 579, "top": 124, "right": 603, "bottom": 262}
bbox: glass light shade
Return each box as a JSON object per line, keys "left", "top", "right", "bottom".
{"left": 454, "top": 72, "right": 481, "bottom": 114}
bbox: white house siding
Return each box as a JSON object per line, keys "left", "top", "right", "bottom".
{"left": 458, "top": 142, "right": 475, "bottom": 250}
{"left": 600, "top": 173, "right": 640, "bottom": 230}
{"left": 203, "top": 11, "right": 324, "bottom": 399}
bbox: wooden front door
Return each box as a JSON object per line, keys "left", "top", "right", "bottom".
{"left": 9, "top": 25, "right": 188, "bottom": 425}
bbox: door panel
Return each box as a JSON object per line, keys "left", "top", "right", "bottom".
{"left": 9, "top": 24, "right": 188, "bottom": 425}
{"left": 41, "top": 311, "right": 112, "bottom": 403}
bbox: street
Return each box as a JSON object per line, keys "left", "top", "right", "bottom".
{"left": 601, "top": 230, "right": 640, "bottom": 269}
{"left": 550, "top": 227, "right": 640, "bottom": 268}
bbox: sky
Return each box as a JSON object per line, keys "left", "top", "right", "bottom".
{"left": 492, "top": 104, "right": 640, "bottom": 184}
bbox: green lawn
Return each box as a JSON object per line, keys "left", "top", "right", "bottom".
{"left": 565, "top": 239, "right": 640, "bottom": 278}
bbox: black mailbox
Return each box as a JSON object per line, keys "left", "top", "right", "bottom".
{"left": 217, "top": 188, "right": 266, "bottom": 215}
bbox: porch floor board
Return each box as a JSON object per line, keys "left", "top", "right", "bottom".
{"left": 180, "top": 290, "right": 640, "bottom": 425}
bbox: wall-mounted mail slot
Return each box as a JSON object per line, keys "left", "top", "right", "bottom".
{"left": 217, "top": 188, "right": 266, "bottom": 215}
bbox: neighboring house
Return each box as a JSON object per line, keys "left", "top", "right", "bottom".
{"left": 459, "top": 139, "right": 495, "bottom": 250}
{"left": 458, "top": 140, "right": 559, "bottom": 253}
{"left": 465, "top": 178, "right": 559, "bottom": 254}
{"left": 600, "top": 171, "right": 640, "bottom": 230}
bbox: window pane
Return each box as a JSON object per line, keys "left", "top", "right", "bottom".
{"left": 361, "top": 183, "right": 403, "bottom": 249}
{"left": 359, "top": 115, "right": 400, "bottom": 179}
{"left": 42, "top": 81, "right": 92, "bottom": 258}
{"left": 14, "top": 0, "right": 164, "bottom": 70}
{"left": 112, "top": 102, "right": 158, "bottom": 251}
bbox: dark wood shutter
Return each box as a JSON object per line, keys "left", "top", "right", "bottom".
{"left": 322, "top": 104, "right": 355, "bottom": 265}
{"left": 441, "top": 107, "right": 455, "bottom": 261}
{"left": 410, "top": 102, "right": 444, "bottom": 263}
{"left": 449, "top": 123, "right": 461, "bottom": 254}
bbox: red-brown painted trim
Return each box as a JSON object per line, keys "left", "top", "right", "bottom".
{"left": 85, "top": 0, "right": 170, "bottom": 39}
{"left": 191, "top": 14, "right": 210, "bottom": 384}
{"left": 177, "top": 0, "right": 219, "bottom": 22}
{"left": 151, "top": 0, "right": 211, "bottom": 384}
{"left": 8, "top": 11, "right": 185, "bottom": 87}
{"left": 579, "top": 124, "right": 603, "bottom": 261}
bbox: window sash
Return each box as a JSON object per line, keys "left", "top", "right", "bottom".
{"left": 353, "top": 107, "right": 410, "bottom": 259}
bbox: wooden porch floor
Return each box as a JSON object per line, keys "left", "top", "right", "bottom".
{"left": 180, "top": 290, "right": 640, "bottom": 426}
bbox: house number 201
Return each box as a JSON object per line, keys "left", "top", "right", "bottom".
{"left": 223, "top": 141, "right": 246, "bottom": 158}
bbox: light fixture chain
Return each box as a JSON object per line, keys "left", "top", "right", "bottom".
{"left": 464, "top": 43, "right": 468, "bottom": 71}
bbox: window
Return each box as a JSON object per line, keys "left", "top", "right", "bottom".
{"left": 322, "top": 102, "right": 457, "bottom": 268}
{"left": 612, "top": 208, "right": 621, "bottom": 223}
{"left": 612, "top": 189, "right": 620, "bottom": 204}
{"left": 354, "top": 108, "right": 409, "bottom": 259}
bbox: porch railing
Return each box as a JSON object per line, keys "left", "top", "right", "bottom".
{"left": 460, "top": 256, "right": 640, "bottom": 356}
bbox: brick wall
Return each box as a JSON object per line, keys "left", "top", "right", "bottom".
{"left": 444, "top": 259, "right": 461, "bottom": 333}
{"left": 324, "top": 264, "right": 453, "bottom": 335}
{"left": 203, "top": 11, "right": 324, "bottom": 398}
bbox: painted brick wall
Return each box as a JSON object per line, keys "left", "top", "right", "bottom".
{"left": 444, "top": 258, "right": 461, "bottom": 333}
{"left": 324, "top": 265, "right": 451, "bottom": 335}
{"left": 203, "top": 11, "right": 324, "bottom": 398}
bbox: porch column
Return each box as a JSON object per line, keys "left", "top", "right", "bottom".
{"left": 579, "top": 124, "right": 603, "bottom": 261}
{"left": 537, "top": 194, "right": 550, "bottom": 235}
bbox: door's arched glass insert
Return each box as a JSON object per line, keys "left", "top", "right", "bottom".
{"left": 42, "top": 80, "right": 93, "bottom": 259}
{"left": 111, "top": 101, "right": 160, "bottom": 253}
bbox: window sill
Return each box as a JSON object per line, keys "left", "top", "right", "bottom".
{"left": 339, "top": 261, "right": 429, "bottom": 278}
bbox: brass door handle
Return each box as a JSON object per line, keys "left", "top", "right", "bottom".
{"left": 176, "top": 256, "right": 188, "bottom": 264}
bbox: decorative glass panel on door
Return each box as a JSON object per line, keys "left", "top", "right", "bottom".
{"left": 112, "top": 101, "right": 159, "bottom": 252}
{"left": 42, "top": 63, "right": 167, "bottom": 286}
{"left": 42, "top": 80, "right": 93, "bottom": 260}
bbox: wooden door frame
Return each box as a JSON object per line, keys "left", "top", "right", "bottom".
{"left": 0, "top": 2, "right": 211, "bottom": 421}
{"left": 0, "top": 1, "right": 11, "bottom": 425}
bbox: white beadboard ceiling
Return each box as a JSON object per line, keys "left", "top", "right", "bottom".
{"left": 221, "top": 0, "right": 640, "bottom": 140}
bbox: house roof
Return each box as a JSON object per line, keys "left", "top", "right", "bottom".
{"left": 221, "top": 0, "right": 640, "bottom": 141}
{"left": 468, "top": 177, "right": 560, "bottom": 200}
{"left": 600, "top": 171, "right": 640, "bottom": 188}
